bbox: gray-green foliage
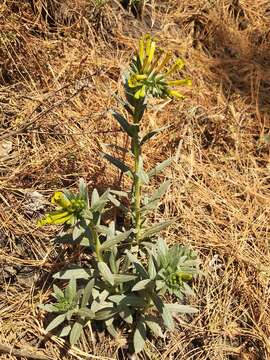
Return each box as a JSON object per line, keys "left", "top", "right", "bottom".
{"left": 38, "top": 35, "right": 200, "bottom": 354}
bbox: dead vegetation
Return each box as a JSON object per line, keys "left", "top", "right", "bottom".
{"left": 0, "top": 0, "right": 269, "bottom": 359}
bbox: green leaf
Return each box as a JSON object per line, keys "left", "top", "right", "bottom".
{"left": 113, "top": 274, "right": 138, "bottom": 283}
{"left": 126, "top": 251, "right": 148, "bottom": 279}
{"left": 100, "top": 229, "right": 133, "bottom": 252}
{"left": 145, "top": 317, "right": 164, "bottom": 338}
{"left": 109, "top": 295, "right": 145, "bottom": 307}
{"left": 102, "top": 143, "right": 131, "bottom": 154}
{"left": 119, "top": 306, "right": 133, "bottom": 324}
{"left": 148, "top": 256, "right": 157, "bottom": 279}
{"left": 140, "top": 181, "right": 170, "bottom": 213}
{"left": 91, "top": 188, "right": 99, "bottom": 207}
{"left": 141, "top": 220, "right": 173, "bottom": 239}
{"left": 65, "top": 278, "right": 76, "bottom": 302}
{"left": 79, "top": 178, "right": 89, "bottom": 205}
{"left": 53, "top": 267, "right": 93, "bottom": 280}
{"left": 69, "top": 320, "right": 84, "bottom": 345}
{"left": 55, "top": 233, "right": 74, "bottom": 245}
{"left": 72, "top": 219, "right": 93, "bottom": 247}
{"left": 39, "top": 304, "right": 59, "bottom": 313}
{"left": 81, "top": 279, "right": 95, "bottom": 307}
{"left": 150, "top": 293, "right": 174, "bottom": 330}
{"left": 52, "top": 285, "right": 64, "bottom": 300}
{"left": 106, "top": 323, "right": 119, "bottom": 337}
{"left": 78, "top": 308, "right": 95, "bottom": 319}
{"left": 109, "top": 189, "right": 129, "bottom": 198}
{"left": 112, "top": 95, "right": 134, "bottom": 116}
{"left": 165, "top": 303, "right": 198, "bottom": 314}
{"left": 111, "top": 110, "right": 136, "bottom": 137}
{"left": 101, "top": 153, "right": 133, "bottom": 178}
{"left": 140, "top": 125, "right": 171, "bottom": 146}
{"left": 91, "top": 189, "right": 109, "bottom": 213}
{"left": 148, "top": 157, "right": 175, "bottom": 178}
{"left": 134, "top": 320, "right": 147, "bottom": 354}
{"left": 94, "top": 308, "right": 117, "bottom": 321}
{"left": 45, "top": 314, "right": 66, "bottom": 332}
{"left": 132, "top": 279, "right": 152, "bottom": 291}
{"left": 98, "top": 262, "right": 114, "bottom": 286}
{"left": 58, "top": 325, "right": 71, "bottom": 338}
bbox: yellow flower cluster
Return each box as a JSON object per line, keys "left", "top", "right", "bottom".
{"left": 37, "top": 191, "right": 86, "bottom": 226}
{"left": 126, "top": 34, "right": 191, "bottom": 100}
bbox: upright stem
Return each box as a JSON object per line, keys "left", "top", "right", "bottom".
{"left": 133, "top": 104, "right": 143, "bottom": 243}
{"left": 133, "top": 129, "right": 141, "bottom": 243}
{"left": 93, "top": 228, "right": 103, "bottom": 262}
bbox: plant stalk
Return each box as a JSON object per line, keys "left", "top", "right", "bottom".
{"left": 133, "top": 104, "right": 144, "bottom": 243}
{"left": 93, "top": 228, "right": 103, "bottom": 261}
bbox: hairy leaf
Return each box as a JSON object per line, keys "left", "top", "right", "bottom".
{"left": 111, "top": 110, "right": 136, "bottom": 137}
{"left": 140, "top": 125, "right": 170, "bottom": 146}
{"left": 165, "top": 303, "right": 198, "bottom": 314}
{"left": 109, "top": 295, "right": 145, "bottom": 307}
{"left": 81, "top": 279, "right": 95, "bottom": 308}
{"left": 148, "top": 157, "right": 175, "bottom": 178}
{"left": 53, "top": 267, "right": 93, "bottom": 280}
{"left": 132, "top": 279, "right": 152, "bottom": 291}
{"left": 69, "top": 320, "right": 84, "bottom": 345}
{"left": 134, "top": 320, "right": 147, "bottom": 354}
{"left": 98, "top": 262, "right": 114, "bottom": 286}
{"left": 102, "top": 153, "right": 133, "bottom": 178}
{"left": 141, "top": 220, "right": 173, "bottom": 239}
{"left": 58, "top": 325, "right": 71, "bottom": 338}
{"left": 46, "top": 314, "right": 66, "bottom": 333}
{"left": 78, "top": 308, "right": 95, "bottom": 319}
{"left": 100, "top": 229, "right": 133, "bottom": 252}
{"left": 150, "top": 293, "right": 174, "bottom": 330}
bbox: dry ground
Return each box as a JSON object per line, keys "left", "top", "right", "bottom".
{"left": 0, "top": 0, "right": 270, "bottom": 359}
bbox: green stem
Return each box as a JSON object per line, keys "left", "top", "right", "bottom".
{"left": 133, "top": 103, "right": 144, "bottom": 244}
{"left": 93, "top": 228, "right": 103, "bottom": 262}
{"left": 133, "top": 132, "right": 141, "bottom": 243}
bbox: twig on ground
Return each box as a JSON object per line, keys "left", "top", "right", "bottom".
{"left": 0, "top": 342, "right": 49, "bottom": 360}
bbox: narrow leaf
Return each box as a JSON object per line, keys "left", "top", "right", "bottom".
{"left": 69, "top": 320, "right": 84, "bottom": 345}
{"left": 91, "top": 188, "right": 99, "bottom": 207}
{"left": 145, "top": 318, "right": 164, "bottom": 338}
{"left": 52, "top": 285, "right": 64, "bottom": 300}
{"left": 113, "top": 274, "right": 138, "bottom": 284}
{"left": 102, "top": 153, "right": 133, "bottom": 178}
{"left": 65, "top": 278, "right": 76, "bottom": 302}
{"left": 165, "top": 303, "right": 198, "bottom": 314}
{"left": 100, "top": 229, "right": 133, "bottom": 252}
{"left": 46, "top": 314, "right": 66, "bottom": 332}
{"left": 140, "top": 125, "right": 171, "bottom": 146}
{"left": 148, "top": 157, "right": 175, "bottom": 178}
{"left": 79, "top": 178, "right": 89, "bottom": 205}
{"left": 98, "top": 262, "right": 114, "bottom": 286}
{"left": 111, "top": 110, "right": 136, "bottom": 137}
{"left": 53, "top": 267, "right": 93, "bottom": 280}
{"left": 58, "top": 325, "right": 71, "bottom": 338}
{"left": 151, "top": 293, "right": 174, "bottom": 330}
{"left": 134, "top": 320, "right": 147, "bottom": 354}
{"left": 132, "top": 279, "right": 152, "bottom": 292}
{"left": 81, "top": 279, "right": 95, "bottom": 307}
{"left": 141, "top": 220, "right": 173, "bottom": 239}
{"left": 78, "top": 308, "right": 95, "bottom": 319}
{"left": 109, "top": 295, "right": 145, "bottom": 307}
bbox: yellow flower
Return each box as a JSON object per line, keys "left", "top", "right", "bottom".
{"left": 37, "top": 191, "right": 86, "bottom": 226}
{"left": 126, "top": 34, "right": 191, "bottom": 101}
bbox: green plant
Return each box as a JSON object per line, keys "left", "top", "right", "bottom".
{"left": 38, "top": 34, "right": 199, "bottom": 354}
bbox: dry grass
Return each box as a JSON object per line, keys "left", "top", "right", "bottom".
{"left": 0, "top": 0, "right": 270, "bottom": 359}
